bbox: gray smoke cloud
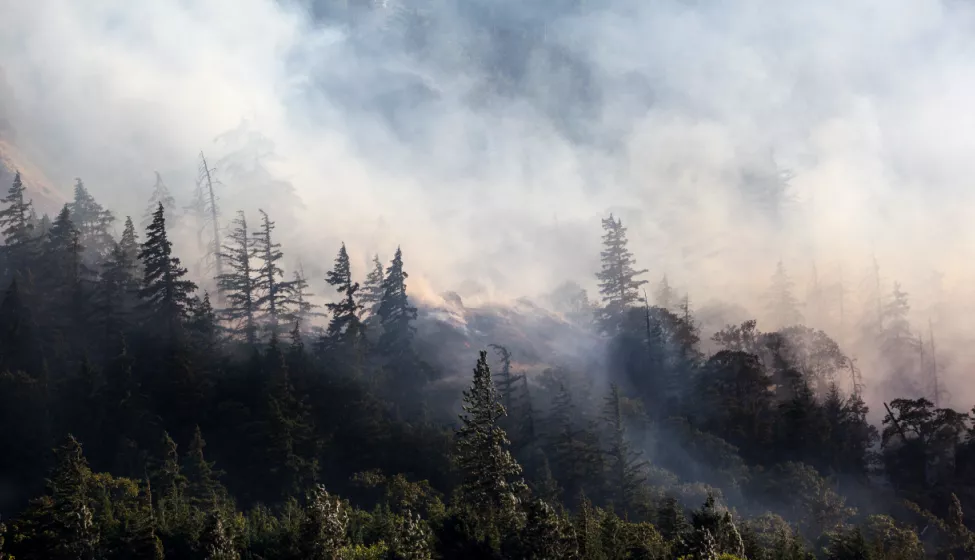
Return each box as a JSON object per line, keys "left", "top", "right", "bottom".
{"left": 2, "top": 0, "right": 975, "bottom": 408}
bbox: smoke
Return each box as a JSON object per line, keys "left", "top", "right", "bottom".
{"left": 3, "top": 0, "right": 975, "bottom": 405}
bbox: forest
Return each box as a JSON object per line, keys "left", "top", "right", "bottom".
{"left": 0, "top": 168, "right": 969, "bottom": 560}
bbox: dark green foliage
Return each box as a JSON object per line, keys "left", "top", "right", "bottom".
{"left": 182, "top": 427, "right": 226, "bottom": 511}
{"left": 376, "top": 246, "right": 416, "bottom": 359}
{"left": 0, "top": 181, "right": 968, "bottom": 560}
{"left": 453, "top": 351, "right": 527, "bottom": 526}
{"left": 601, "top": 383, "right": 647, "bottom": 517}
{"left": 138, "top": 203, "right": 197, "bottom": 339}
{"left": 325, "top": 242, "right": 365, "bottom": 348}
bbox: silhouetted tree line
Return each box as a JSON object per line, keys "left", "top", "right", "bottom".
{"left": 0, "top": 172, "right": 971, "bottom": 559}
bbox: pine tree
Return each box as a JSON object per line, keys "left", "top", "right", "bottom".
{"left": 595, "top": 214, "right": 647, "bottom": 334}
{"left": 389, "top": 510, "right": 433, "bottom": 560}
{"left": 253, "top": 210, "right": 292, "bottom": 339}
{"left": 188, "top": 291, "right": 219, "bottom": 349}
{"left": 767, "top": 261, "right": 803, "bottom": 328}
{"left": 199, "top": 511, "right": 239, "bottom": 560}
{"left": 120, "top": 217, "right": 141, "bottom": 274}
{"left": 216, "top": 211, "right": 257, "bottom": 345}
{"left": 517, "top": 499, "right": 577, "bottom": 560}
{"left": 152, "top": 431, "right": 188, "bottom": 525}
{"left": 880, "top": 282, "right": 917, "bottom": 395}
{"left": 139, "top": 203, "right": 197, "bottom": 338}
{"left": 654, "top": 275, "right": 676, "bottom": 311}
{"left": 454, "top": 351, "right": 527, "bottom": 523}
{"left": 93, "top": 239, "right": 141, "bottom": 343}
{"left": 262, "top": 347, "right": 320, "bottom": 501}
{"left": 490, "top": 344, "right": 521, "bottom": 414}
{"left": 142, "top": 171, "right": 176, "bottom": 230}
{"left": 48, "top": 435, "right": 99, "bottom": 560}
{"left": 182, "top": 426, "right": 224, "bottom": 511}
{"left": 0, "top": 171, "right": 35, "bottom": 279}
{"left": 360, "top": 254, "right": 385, "bottom": 320}
{"left": 42, "top": 205, "right": 93, "bottom": 334}
{"left": 298, "top": 485, "right": 348, "bottom": 560}
{"left": 122, "top": 480, "right": 165, "bottom": 560}
{"left": 325, "top": 243, "right": 366, "bottom": 348}
{"left": 69, "top": 178, "right": 115, "bottom": 261}
{"left": 548, "top": 383, "right": 603, "bottom": 501}
{"left": 282, "top": 264, "right": 321, "bottom": 331}
{"left": 377, "top": 247, "right": 417, "bottom": 358}
{"left": 602, "top": 383, "right": 647, "bottom": 516}
{"left": 656, "top": 496, "right": 691, "bottom": 548}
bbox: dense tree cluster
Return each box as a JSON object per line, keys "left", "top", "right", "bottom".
{"left": 0, "top": 172, "right": 971, "bottom": 559}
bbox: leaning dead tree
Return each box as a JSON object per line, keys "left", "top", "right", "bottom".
{"left": 193, "top": 151, "right": 224, "bottom": 284}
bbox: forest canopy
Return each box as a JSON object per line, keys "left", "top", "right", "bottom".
{"left": 0, "top": 170, "right": 969, "bottom": 559}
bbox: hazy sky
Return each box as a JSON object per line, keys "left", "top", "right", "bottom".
{"left": 3, "top": 0, "right": 975, "bottom": 403}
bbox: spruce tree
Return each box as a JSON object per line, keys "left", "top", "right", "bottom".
{"left": 42, "top": 205, "right": 93, "bottom": 334}
{"left": 298, "top": 485, "right": 348, "bottom": 560}
{"left": 93, "top": 239, "right": 140, "bottom": 344}
{"left": 325, "top": 243, "right": 365, "bottom": 346}
{"left": 595, "top": 214, "right": 647, "bottom": 334}
{"left": 188, "top": 291, "right": 219, "bottom": 350}
{"left": 142, "top": 171, "right": 176, "bottom": 230}
{"left": 389, "top": 510, "right": 433, "bottom": 560}
{"left": 139, "top": 203, "right": 197, "bottom": 338}
{"left": 216, "top": 211, "right": 257, "bottom": 345}
{"left": 120, "top": 216, "right": 141, "bottom": 274}
{"left": 360, "top": 253, "right": 385, "bottom": 320}
{"left": 253, "top": 210, "right": 292, "bottom": 339}
{"left": 0, "top": 171, "right": 35, "bottom": 279}
{"left": 601, "top": 383, "right": 647, "bottom": 516}
{"left": 199, "top": 511, "right": 239, "bottom": 560}
{"left": 377, "top": 247, "right": 417, "bottom": 358}
{"left": 182, "top": 426, "right": 224, "bottom": 511}
{"left": 282, "top": 265, "right": 321, "bottom": 331}
{"left": 490, "top": 344, "right": 521, "bottom": 414}
{"left": 654, "top": 275, "right": 676, "bottom": 311}
{"left": 69, "top": 178, "right": 115, "bottom": 261}
{"left": 48, "top": 435, "right": 99, "bottom": 560}
{"left": 152, "top": 431, "right": 188, "bottom": 525}
{"left": 262, "top": 347, "right": 320, "bottom": 501}
{"left": 454, "top": 351, "right": 527, "bottom": 523}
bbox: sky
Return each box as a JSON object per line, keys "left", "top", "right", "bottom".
{"left": 3, "top": 0, "right": 975, "bottom": 405}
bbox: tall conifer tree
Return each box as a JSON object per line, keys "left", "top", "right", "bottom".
{"left": 360, "top": 254, "right": 385, "bottom": 320}
{"left": 595, "top": 214, "right": 647, "bottom": 334}
{"left": 377, "top": 247, "right": 417, "bottom": 358}
{"left": 325, "top": 243, "right": 365, "bottom": 346}
{"left": 138, "top": 203, "right": 196, "bottom": 338}
{"left": 69, "top": 178, "right": 115, "bottom": 261}
{"left": 254, "top": 210, "right": 291, "bottom": 339}
{"left": 454, "top": 351, "right": 527, "bottom": 525}
{"left": 0, "top": 171, "right": 35, "bottom": 279}
{"left": 142, "top": 171, "right": 176, "bottom": 230}
{"left": 216, "top": 211, "right": 257, "bottom": 345}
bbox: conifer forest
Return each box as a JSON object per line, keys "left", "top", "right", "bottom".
{"left": 4, "top": 0, "right": 975, "bottom": 559}
{"left": 0, "top": 169, "right": 968, "bottom": 559}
